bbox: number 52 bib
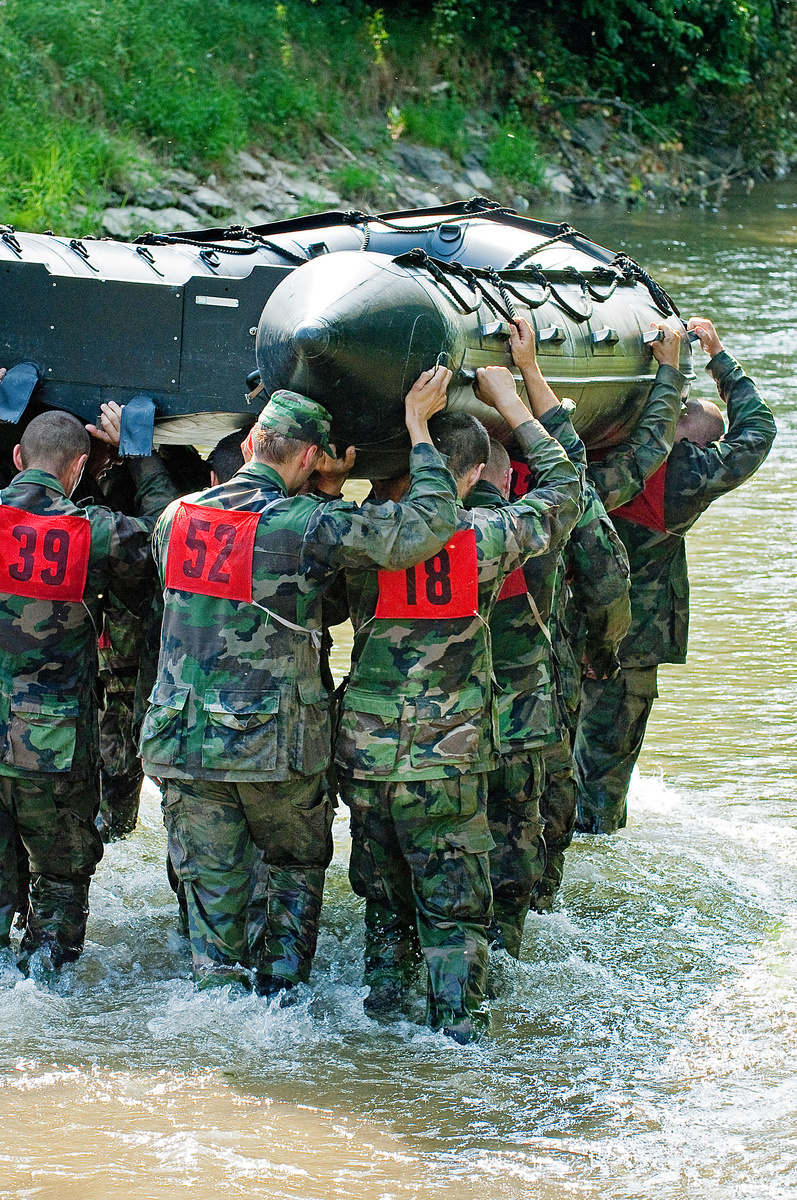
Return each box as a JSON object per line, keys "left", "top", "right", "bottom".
{"left": 375, "top": 528, "right": 479, "bottom": 620}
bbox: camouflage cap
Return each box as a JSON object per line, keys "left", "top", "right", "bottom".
{"left": 258, "top": 390, "right": 334, "bottom": 455}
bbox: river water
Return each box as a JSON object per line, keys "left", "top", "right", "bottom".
{"left": 1, "top": 184, "right": 795, "bottom": 1200}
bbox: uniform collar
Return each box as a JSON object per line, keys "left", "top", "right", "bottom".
{"left": 11, "top": 468, "right": 67, "bottom": 496}
{"left": 465, "top": 479, "right": 505, "bottom": 508}
{"left": 234, "top": 460, "right": 289, "bottom": 495}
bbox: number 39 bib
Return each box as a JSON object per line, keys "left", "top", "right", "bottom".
{"left": 0, "top": 506, "right": 91, "bottom": 602}
{"left": 165, "top": 502, "right": 261, "bottom": 602}
{"left": 375, "top": 528, "right": 479, "bottom": 620}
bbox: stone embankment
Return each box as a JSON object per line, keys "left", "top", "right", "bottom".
{"left": 98, "top": 109, "right": 773, "bottom": 240}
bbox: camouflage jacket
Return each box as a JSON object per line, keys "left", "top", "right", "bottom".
{"left": 335, "top": 418, "right": 582, "bottom": 782}
{"left": 586, "top": 363, "right": 684, "bottom": 512}
{"left": 140, "top": 444, "right": 458, "bottom": 783}
{"left": 613, "top": 351, "right": 777, "bottom": 667}
{"left": 464, "top": 404, "right": 585, "bottom": 753}
{"left": 550, "top": 483, "right": 631, "bottom": 726}
{"left": 0, "top": 460, "right": 171, "bottom": 780}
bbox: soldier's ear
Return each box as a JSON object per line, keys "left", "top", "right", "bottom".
{"left": 12, "top": 444, "right": 23, "bottom": 472}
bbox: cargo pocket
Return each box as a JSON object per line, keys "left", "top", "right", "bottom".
{"left": 139, "top": 683, "right": 190, "bottom": 768}
{"left": 408, "top": 688, "right": 484, "bottom": 770}
{"left": 335, "top": 688, "right": 402, "bottom": 775}
{"left": 3, "top": 692, "right": 79, "bottom": 773}
{"left": 201, "top": 689, "right": 280, "bottom": 771}
{"left": 290, "top": 678, "right": 331, "bottom": 775}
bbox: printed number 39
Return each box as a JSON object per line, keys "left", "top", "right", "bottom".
{"left": 8, "top": 524, "right": 71, "bottom": 586}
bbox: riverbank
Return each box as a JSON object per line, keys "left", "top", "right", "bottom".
{"left": 2, "top": 0, "right": 795, "bottom": 237}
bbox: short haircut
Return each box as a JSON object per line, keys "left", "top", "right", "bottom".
{"left": 207, "top": 431, "right": 246, "bottom": 484}
{"left": 677, "top": 399, "right": 725, "bottom": 447}
{"left": 19, "top": 411, "right": 90, "bottom": 475}
{"left": 481, "top": 438, "right": 511, "bottom": 487}
{"left": 251, "top": 424, "right": 315, "bottom": 465}
{"left": 428, "top": 411, "right": 490, "bottom": 479}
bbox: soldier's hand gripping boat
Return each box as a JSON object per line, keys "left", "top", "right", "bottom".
{"left": 0, "top": 197, "right": 692, "bottom": 470}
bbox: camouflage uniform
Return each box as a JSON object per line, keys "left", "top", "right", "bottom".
{"left": 141, "top": 422, "right": 459, "bottom": 991}
{"left": 534, "top": 483, "right": 631, "bottom": 907}
{"left": 464, "top": 403, "right": 584, "bottom": 955}
{"left": 0, "top": 460, "right": 170, "bottom": 966}
{"left": 338, "top": 417, "right": 581, "bottom": 1038}
{"left": 576, "top": 351, "right": 777, "bottom": 832}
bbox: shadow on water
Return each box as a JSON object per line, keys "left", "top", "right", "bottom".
{"left": 3, "top": 180, "right": 797, "bottom": 1199}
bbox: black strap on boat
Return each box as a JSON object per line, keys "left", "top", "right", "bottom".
{"left": 609, "top": 253, "right": 679, "bottom": 316}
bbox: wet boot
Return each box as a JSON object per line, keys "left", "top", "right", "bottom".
{"left": 22, "top": 875, "right": 90, "bottom": 968}
{"left": 249, "top": 864, "right": 324, "bottom": 990}
{"left": 362, "top": 898, "right": 423, "bottom": 1019}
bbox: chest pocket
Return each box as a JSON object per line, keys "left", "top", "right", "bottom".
{"left": 201, "top": 689, "right": 280, "bottom": 770}
{"left": 2, "top": 691, "right": 79, "bottom": 773}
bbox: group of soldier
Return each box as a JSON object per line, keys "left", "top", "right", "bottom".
{"left": 0, "top": 313, "right": 775, "bottom": 1044}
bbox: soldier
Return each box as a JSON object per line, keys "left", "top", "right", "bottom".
{"left": 337, "top": 367, "right": 581, "bottom": 1042}
{"left": 0, "top": 403, "right": 172, "bottom": 969}
{"left": 575, "top": 317, "right": 777, "bottom": 833}
{"left": 502, "top": 321, "right": 682, "bottom": 911}
{"left": 462, "top": 322, "right": 586, "bottom": 955}
{"left": 140, "top": 372, "right": 459, "bottom": 995}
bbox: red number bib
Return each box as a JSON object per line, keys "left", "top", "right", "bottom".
{"left": 497, "top": 566, "right": 527, "bottom": 602}
{"left": 0, "top": 506, "right": 90, "bottom": 602}
{"left": 165, "top": 502, "right": 261, "bottom": 602}
{"left": 375, "top": 528, "right": 479, "bottom": 620}
{"left": 510, "top": 459, "right": 532, "bottom": 500}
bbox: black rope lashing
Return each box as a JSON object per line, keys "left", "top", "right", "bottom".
{"left": 133, "top": 228, "right": 309, "bottom": 265}
{"left": 504, "top": 223, "right": 586, "bottom": 270}
{"left": 609, "top": 253, "right": 679, "bottom": 317}
{"left": 484, "top": 266, "right": 518, "bottom": 321}
{"left": 393, "top": 249, "right": 483, "bottom": 315}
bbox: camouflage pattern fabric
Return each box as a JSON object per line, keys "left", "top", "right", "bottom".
{"left": 163, "top": 774, "right": 333, "bottom": 988}
{"left": 98, "top": 594, "right": 149, "bottom": 840}
{"left": 586, "top": 363, "right": 684, "bottom": 512}
{"left": 577, "top": 351, "right": 777, "bottom": 833}
{"left": 142, "top": 446, "right": 458, "bottom": 785}
{"left": 338, "top": 418, "right": 582, "bottom": 783}
{"left": 0, "top": 459, "right": 174, "bottom": 963}
{"left": 531, "top": 733, "right": 579, "bottom": 911}
{"left": 339, "top": 416, "right": 582, "bottom": 1034}
{"left": 344, "top": 772, "right": 492, "bottom": 1042}
{"left": 574, "top": 666, "right": 658, "bottom": 833}
{"left": 0, "top": 773, "right": 102, "bottom": 965}
{"left": 485, "top": 750, "right": 545, "bottom": 956}
{"left": 143, "top": 444, "right": 458, "bottom": 986}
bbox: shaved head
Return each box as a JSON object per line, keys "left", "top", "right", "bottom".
{"left": 18, "top": 411, "right": 90, "bottom": 475}
{"left": 675, "top": 399, "right": 725, "bottom": 447}
{"left": 480, "top": 438, "right": 512, "bottom": 499}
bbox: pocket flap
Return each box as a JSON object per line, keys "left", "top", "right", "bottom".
{"left": 10, "top": 692, "right": 79, "bottom": 720}
{"left": 149, "top": 682, "right": 191, "bottom": 712}
{"left": 414, "top": 688, "right": 483, "bottom": 721}
{"left": 343, "top": 688, "right": 403, "bottom": 719}
{"left": 298, "top": 678, "right": 326, "bottom": 706}
{"left": 203, "top": 690, "right": 280, "bottom": 717}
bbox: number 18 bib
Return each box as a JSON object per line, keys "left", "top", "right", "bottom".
{"left": 165, "top": 502, "right": 261, "bottom": 602}
{"left": 375, "top": 528, "right": 479, "bottom": 620}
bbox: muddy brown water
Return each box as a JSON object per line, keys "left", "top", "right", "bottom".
{"left": 2, "top": 184, "right": 796, "bottom": 1200}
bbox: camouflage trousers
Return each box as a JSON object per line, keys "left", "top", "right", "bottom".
{"left": 486, "top": 751, "right": 545, "bottom": 956}
{"left": 0, "top": 772, "right": 104, "bottom": 966}
{"left": 162, "top": 774, "right": 334, "bottom": 990}
{"left": 98, "top": 681, "right": 143, "bottom": 842}
{"left": 343, "top": 772, "right": 493, "bottom": 1042}
{"left": 573, "top": 666, "right": 659, "bottom": 834}
{"left": 532, "top": 734, "right": 578, "bottom": 912}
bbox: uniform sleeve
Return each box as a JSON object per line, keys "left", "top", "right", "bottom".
{"left": 664, "top": 351, "right": 777, "bottom": 529}
{"left": 587, "top": 363, "right": 683, "bottom": 511}
{"left": 300, "top": 442, "right": 459, "bottom": 573}
{"left": 539, "top": 401, "right": 587, "bottom": 471}
{"left": 565, "top": 487, "right": 631, "bottom": 678}
{"left": 126, "top": 452, "right": 182, "bottom": 532}
{"left": 482, "top": 417, "right": 582, "bottom": 581}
